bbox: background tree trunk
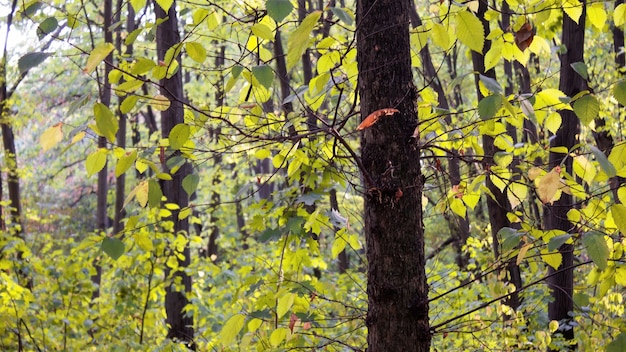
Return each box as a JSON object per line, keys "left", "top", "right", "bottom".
{"left": 357, "top": 0, "right": 430, "bottom": 350}
{"left": 155, "top": 1, "right": 194, "bottom": 347}
{"left": 545, "top": 3, "right": 587, "bottom": 349}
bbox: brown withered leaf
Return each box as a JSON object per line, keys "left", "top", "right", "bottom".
{"left": 356, "top": 108, "right": 400, "bottom": 130}
{"left": 515, "top": 22, "right": 534, "bottom": 52}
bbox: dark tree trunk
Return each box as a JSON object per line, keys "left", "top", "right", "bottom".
{"left": 545, "top": 3, "right": 587, "bottom": 349}
{"left": 357, "top": 0, "right": 430, "bottom": 350}
{"left": 470, "top": 0, "right": 520, "bottom": 310}
{"left": 155, "top": 1, "right": 194, "bottom": 347}
{"left": 92, "top": 0, "right": 115, "bottom": 302}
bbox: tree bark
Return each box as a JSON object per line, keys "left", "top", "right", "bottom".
{"left": 155, "top": 1, "right": 194, "bottom": 347}
{"left": 545, "top": 3, "right": 587, "bottom": 349}
{"left": 357, "top": 0, "right": 430, "bottom": 350}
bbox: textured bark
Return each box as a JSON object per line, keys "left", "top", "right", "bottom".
{"left": 470, "top": 0, "right": 520, "bottom": 310}
{"left": 155, "top": 1, "right": 194, "bottom": 346}
{"left": 545, "top": 4, "right": 587, "bottom": 349}
{"left": 357, "top": 0, "right": 430, "bottom": 350}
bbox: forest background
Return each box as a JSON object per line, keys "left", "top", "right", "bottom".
{"left": 0, "top": 0, "right": 625, "bottom": 351}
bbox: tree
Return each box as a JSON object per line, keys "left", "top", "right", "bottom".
{"left": 357, "top": 0, "right": 430, "bottom": 350}
{"left": 545, "top": 2, "right": 587, "bottom": 348}
{"left": 154, "top": 0, "right": 194, "bottom": 346}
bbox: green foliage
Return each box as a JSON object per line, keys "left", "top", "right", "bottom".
{"left": 1, "top": 0, "right": 625, "bottom": 351}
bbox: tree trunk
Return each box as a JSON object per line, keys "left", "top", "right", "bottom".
{"left": 155, "top": 1, "right": 194, "bottom": 347}
{"left": 357, "top": 0, "right": 430, "bottom": 350}
{"left": 91, "top": 0, "right": 114, "bottom": 302}
{"left": 545, "top": 3, "right": 587, "bottom": 349}
{"left": 470, "top": 0, "right": 520, "bottom": 311}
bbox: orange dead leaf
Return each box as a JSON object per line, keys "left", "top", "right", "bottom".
{"left": 515, "top": 22, "right": 534, "bottom": 51}
{"left": 356, "top": 108, "right": 400, "bottom": 130}
{"left": 289, "top": 313, "right": 298, "bottom": 333}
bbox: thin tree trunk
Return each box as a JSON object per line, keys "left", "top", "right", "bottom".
{"left": 470, "top": 0, "right": 520, "bottom": 310}
{"left": 155, "top": 0, "right": 194, "bottom": 347}
{"left": 357, "top": 0, "right": 430, "bottom": 350}
{"left": 545, "top": 3, "right": 587, "bottom": 349}
{"left": 92, "top": 0, "right": 114, "bottom": 302}
{"left": 409, "top": 1, "right": 470, "bottom": 268}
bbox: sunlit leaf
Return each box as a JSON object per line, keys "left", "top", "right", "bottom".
{"left": 93, "top": 102, "right": 119, "bottom": 143}
{"left": 134, "top": 233, "right": 153, "bottom": 251}
{"left": 537, "top": 167, "right": 562, "bottom": 204}
{"left": 86, "top": 148, "right": 108, "bottom": 176}
{"left": 155, "top": 0, "right": 173, "bottom": 11}
{"left": 169, "top": 123, "right": 190, "bottom": 150}
{"left": 116, "top": 150, "right": 137, "bottom": 177}
{"left": 612, "top": 80, "right": 626, "bottom": 106}
{"left": 84, "top": 42, "right": 114, "bottom": 74}
{"left": 455, "top": 10, "right": 484, "bottom": 53}
{"left": 287, "top": 11, "right": 322, "bottom": 70}
{"left": 541, "top": 249, "right": 562, "bottom": 269}
{"left": 40, "top": 123, "right": 63, "bottom": 152}
{"left": 186, "top": 42, "right": 206, "bottom": 63}
{"left": 573, "top": 94, "right": 599, "bottom": 125}
{"left": 219, "top": 314, "right": 245, "bottom": 346}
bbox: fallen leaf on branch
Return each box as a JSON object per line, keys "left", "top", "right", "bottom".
{"left": 356, "top": 108, "right": 400, "bottom": 130}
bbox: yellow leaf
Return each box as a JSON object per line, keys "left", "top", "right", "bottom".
{"left": 135, "top": 180, "right": 149, "bottom": 207}
{"left": 450, "top": 198, "right": 466, "bottom": 217}
{"left": 507, "top": 182, "right": 528, "bottom": 209}
{"left": 276, "top": 293, "right": 295, "bottom": 319}
{"left": 541, "top": 248, "right": 562, "bottom": 269}
{"left": 40, "top": 123, "right": 63, "bottom": 152}
{"left": 516, "top": 243, "right": 532, "bottom": 265}
{"left": 573, "top": 155, "right": 596, "bottom": 185}
{"left": 84, "top": 42, "right": 114, "bottom": 74}
{"left": 150, "top": 94, "right": 170, "bottom": 111}
{"left": 537, "top": 167, "right": 563, "bottom": 204}
{"left": 134, "top": 233, "right": 153, "bottom": 251}
{"left": 455, "top": 10, "right": 484, "bottom": 53}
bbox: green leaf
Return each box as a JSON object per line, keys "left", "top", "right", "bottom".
{"left": 455, "top": 10, "right": 484, "bottom": 53}
{"left": 182, "top": 174, "right": 199, "bottom": 197}
{"left": 115, "top": 150, "right": 137, "bottom": 177}
{"left": 86, "top": 148, "right": 108, "bottom": 176}
{"left": 590, "top": 145, "right": 617, "bottom": 177}
{"left": 611, "top": 204, "right": 626, "bottom": 236}
{"left": 252, "top": 65, "right": 274, "bottom": 89}
{"left": 570, "top": 62, "right": 588, "bottom": 80}
{"left": 612, "top": 80, "right": 626, "bottom": 106}
{"left": 267, "top": 0, "right": 293, "bottom": 22}
{"left": 37, "top": 17, "right": 58, "bottom": 40}
{"left": 101, "top": 237, "right": 125, "bottom": 260}
{"left": 219, "top": 314, "right": 245, "bottom": 346}
{"left": 276, "top": 292, "right": 295, "bottom": 319}
{"left": 120, "top": 95, "right": 139, "bottom": 114}
{"left": 148, "top": 179, "right": 163, "bottom": 209}
{"left": 84, "top": 42, "right": 114, "bottom": 74}
{"left": 287, "top": 11, "right": 322, "bottom": 71}
{"left": 548, "top": 234, "right": 571, "bottom": 252}
{"left": 155, "top": 0, "right": 173, "bottom": 11}
{"left": 478, "top": 94, "right": 503, "bottom": 120}
{"left": 499, "top": 227, "right": 522, "bottom": 253}
{"left": 573, "top": 94, "right": 599, "bottom": 125}
{"left": 93, "top": 103, "right": 119, "bottom": 143}
{"left": 330, "top": 7, "right": 353, "bottom": 26}
{"left": 186, "top": 42, "right": 206, "bottom": 63}
{"left": 18, "top": 52, "right": 51, "bottom": 75}
{"left": 169, "top": 123, "right": 190, "bottom": 150}
{"left": 479, "top": 74, "right": 503, "bottom": 94}
{"left": 607, "top": 333, "right": 626, "bottom": 352}
{"left": 117, "top": 79, "right": 144, "bottom": 96}
{"left": 583, "top": 231, "right": 609, "bottom": 270}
